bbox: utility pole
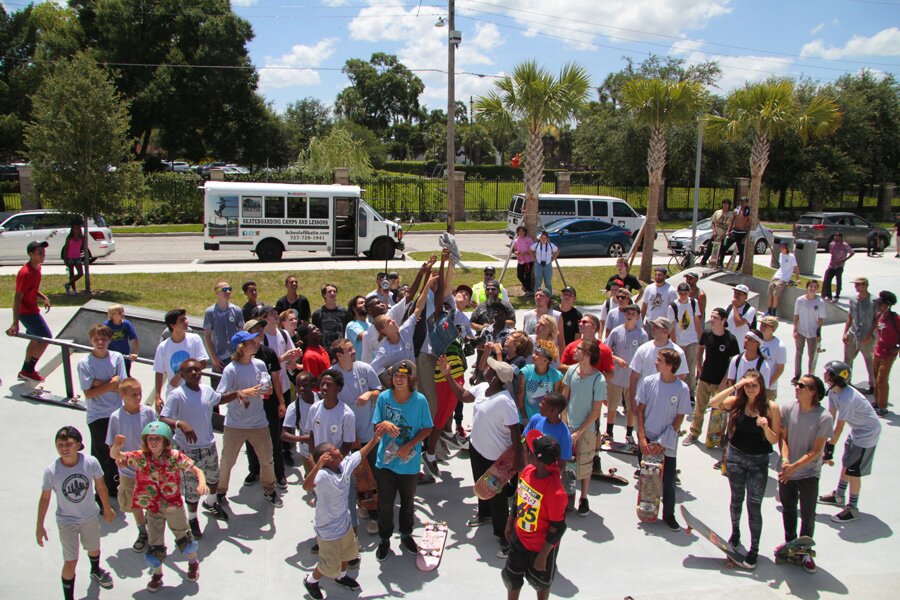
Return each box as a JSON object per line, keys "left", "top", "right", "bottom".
{"left": 445, "top": 0, "right": 461, "bottom": 234}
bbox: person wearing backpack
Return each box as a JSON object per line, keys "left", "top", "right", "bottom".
{"left": 666, "top": 283, "right": 703, "bottom": 400}
{"left": 872, "top": 290, "right": 900, "bottom": 416}
{"left": 725, "top": 285, "right": 757, "bottom": 351}
{"left": 758, "top": 316, "right": 788, "bottom": 401}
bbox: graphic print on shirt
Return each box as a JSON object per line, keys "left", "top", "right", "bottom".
{"left": 62, "top": 473, "right": 90, "bottom": 504}
{"left": 169, "top": 350, "right": 190, "bottom": 376}
{"left": 516, "top": 478, "right": 542, "bottom": 533}
{"left": 382, "top": 402, "right": 413, "bottom": 444}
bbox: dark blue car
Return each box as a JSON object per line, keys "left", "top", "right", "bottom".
{"left": 544, "top": 218, "right": 633, "bottom": 258}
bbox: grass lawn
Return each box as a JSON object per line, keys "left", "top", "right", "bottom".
{"left": 408, "top": 221, "right": 505, "bottom": 231}
{"left": 113, "top": 224, "right": 203, "bottom": 234}
{"left": 407, "top": 251, "right": 499, "bottom": 262}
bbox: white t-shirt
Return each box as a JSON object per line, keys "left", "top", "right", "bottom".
{"left": 369, "top": 313, "right": 417, "bottom": 374}
{"left": 794, "top": 295, "right": 826, "bottom": 338}
{"left": 726, "top": 354, "right": 773, "bottom": 388}
{"left": 264, "top": 329, "right": 295, "bottom": 391}
{"left": 530, "top": 241, "right": 558, "bottom": 264}
{"left": 313, "top": 452, "right": 362, "bottom": 540}
{"left": 759, "top": 337, "right": 787, "bottom": 390}
{"left": 42, "top": 454, "right": 103, "bottom": 524}
{"left": 666, "top": 299, "right": 701, "bottom": 346}
{"left": 726, "top": 303, "right": 757, "bottom": 351}
{"left": 643, "top": 283, "right": 677, "bottom": 322}
{"left": 773, "top": 253, "right": 798, "bottom": 282}
{"left": 469, "top": 382, "right": 520, "bottom": 461}
{"left": 284, "top": 393, "right": 318, "bottom": 458}
{"left": 106, "top": 405, "right": 157, "bottom": 477}
{"left": 360, "top": 299, "right": 408, "bottom": 365}
{"left": 153, "top": 333, "right": 209, "bottom": 390}
{"left": 636, "top": 374, "right": 691, "bottom": 457}
{"left": 629, "top": 340, "right": 689, "bottom": 380}
{"left": 161, "top": 384, "right": 221, "bottom": 450}
{"left": 522, "top": 309, "right": 560, "bottom": 336}
{"left": 606, "top": 324, "right": 648, "bottom": 388}
{"left": 335, "top": 361, "right": 382, "bottom": 443}
{"left": 77, "top": 351, "right": 127, "bottom": 424}
{"left": 828, "top": 386, "right": 881, "bottom": 448}
{"left": 216, "top": 359, "right": 271, "bottom": 429}
{"left": 304, "top": 399, "right": 357, "bottom": 449}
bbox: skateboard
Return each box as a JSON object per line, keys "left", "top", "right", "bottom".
{"left": 705, "top": 408, "right": 727, "bottom": 448}
{"left": 416, "top": 521, "right": 448, "bottom": 572}
{"left": 591, "top": 465, "right": 628, "bottom": 486}
{"left": 636, "top": 447, "right": 664, "bottom": 523}
{"left": 681, "top": 506, "right": 747, "bottom": 567}
{"left": 21, "top": 386, "right": 86, "bottom": 411}
{"left": 599, "top": 440, "right": 639, "bottom": 456}
{"left": 474, "top": 445, "right": 518, "bottom": 501}
{"left": 353, "top": 451, "right": 378, "bottom": 513}
{"left": 774, "top": 536, "right": 816, "bottom": 567}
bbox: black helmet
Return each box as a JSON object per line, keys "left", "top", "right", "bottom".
{"left": 824, "top": 361, "right": 851, "bottom": 386}
{"left": 879, "top": 290, "right": 897, "bottom": 307}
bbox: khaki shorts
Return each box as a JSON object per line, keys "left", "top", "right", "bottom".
{"left": 317, "top": 528, "right": 359, "bottom": 578}
{"left": 117, "top": 475, "right": 136, "bottom": 513}
{"left": 606, "top": 384, "right": 626, "bottom": 412}
{"left": 574, "top": 429, "right": 597, "bottom": 480}
{"left": 59, "top": 519, "right": 100, "bottom": 561}
{"left": 767, "top": 279, "right": 789, "bottom": 297}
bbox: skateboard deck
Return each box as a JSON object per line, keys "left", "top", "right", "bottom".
{"left": 21, "top": 386, "right": 86, "bottom": 411}
{"left": 353, "top": 451, "right": 378, "bottom": 513}
{"left": 591, "top": 466, "right": 628, "bottom": 486}
{"left": 636, "top": 449, "right": 664, "bottom": 523}
{"left": 416, "top": 522, "right": 448, "bottom": 572}
{"left": 599, "top": 440, "right": 639, "bottom": 456}
{"left": 681, "top": 506, "right": 746, "bottom": 567}
{"left": 474, "top": 445, "right": 518, "bottom": 501}
{"left": 774, "top": 536, "right": 816, "bottom": 567}
{"left": 705, "top": 408, "right": 727, "bottom": 448}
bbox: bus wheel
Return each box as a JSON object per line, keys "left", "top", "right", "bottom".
{"left": 256, "top": 240, "right": 283, "bottom": 262}
{"left": 370, "top": 238, "right": 395, "bottom": 261}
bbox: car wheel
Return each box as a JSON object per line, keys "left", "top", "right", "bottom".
{"left": 607, "top": 242, "right": 625, "bottom": 258}
{"left": 754, "top": 238, "right": 768, "bottom": 255}
{"left": 256, "top": 239, "right": 283, "bottom": 262}
{"left": 370, "top": 238, "right": 395, "bottom": 261}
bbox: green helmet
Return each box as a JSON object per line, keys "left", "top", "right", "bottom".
{"left": 141, "top": 421, "right": 173, "bottom": 440}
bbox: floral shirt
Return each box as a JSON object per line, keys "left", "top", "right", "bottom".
{"left": 122, "top": 449, "right": 194, "bottom": 513}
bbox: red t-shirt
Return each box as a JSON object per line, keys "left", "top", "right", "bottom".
{"left": 514, "top": 463, "right": 567, "bottom": 552}
{"left": 302, "top": 345, "right": 331, "bottom": 379}
{"left": 561, "top": 339, "right": 614, "bottom": 374}
{"left": 15, "top": 262, "right": 41, "bottom": 315}
{"left": 875, "top": 311, "right": 900, "bottom": 358}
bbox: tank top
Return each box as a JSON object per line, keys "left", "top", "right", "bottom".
{"left": 729, "top": 410, "right": 773, "bottom": 456}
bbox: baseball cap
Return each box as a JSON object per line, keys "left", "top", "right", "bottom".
{"left": 389, "top": 359, "right": 417, "bottom": 379}
{"left": 230, "top": 330, "right": 259, "bottom": 350}
{"left": 609, "top": 278, "right": 624, "bottom": 288}
{"left": 623, "top": 303, "right": 641, "bottom": 314}
{"left": 561, "top": 286, "right": 576, "bottom": 296}
{"left": 454, "top": 284, "right": 473, "bottom": 298}
{"left": 759, "top": 315, "right": 779, "bottom": 328}
{"left": 388, "top": 272, "right": 399, "bottom": 279}
{"left": 55, "top": 425, "right": 84, "bottom": 450}
{"left": 535, "top": 286, "right": 551, "bottom": 296}
{"left": 853, "top": 277, "right": 868, "bottom": 285}
{"left": 683, "top": 271, "right": 699, "bottom": 280}
{"left": 243, "top": 319, "right": 264, "bottom": 332}
{"left": 487, "top": 357, "right": 515, "bottom": 384}
{"left": 677, "top": 283, "right": 690, "bottom": 292}
{"left": 253, "top": 304, "right": 277, "bottom": 319}
{"left": 734, "top": 284, "right": 750, "bottom": 295}
{"left": 525, "top": 430, "right": 561, "bottom": 465}
{"left": 485, "top": 280, "right": 500, "bottom": 290}
{"left": 654, "top": 267, "right": 668, "bottom": 274}
{"left": 26, "top": 240, "right": 49, "bottom": 254}
{"left": 483, "top": 266, "right": 496, "bottom": 274}
{"left": 650, "top": 316, "right": 674, "bottom": 330}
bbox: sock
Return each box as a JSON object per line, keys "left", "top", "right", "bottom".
{"left": 23, "top": 357, "right": 37, "bottom": 372}
{"left": 606, "top": 423, "right": 614, "bottom": 436}
{"left": 836, "top": 480, "right": 849, "bottom": 498}
{"left": 338, "top": 570, "right": 347, "bottom": 579}
{"left": 187, "top": 509, "right": 197, "bottom": 520}
{"left": 626, "top": 426, "right": 634, "bottom": 437}
{"left": 306, "top": 573, "right": 320, "bottom": 585}
{"left": 138, "top": 523, "right": 147, "bottom": 534}
{"left": 89, "top": 554, "right": 101, "bottom": 574}
{"left": 771, "top": 307, "right": 777, "bottom": 317}
{"left": 848, "top": 493, "right": 859, "bottom": 509}
{"left": 217, "top": 492, "right": 226, "bottom": 501}
{"left": 62, "top": 576, "right": 75, "bottom": 600}
{"left": 426, "top": 453, "right": 436, "bottom": 463}
{"left": 205, "top": 494, "right": 218, "bottom": 506}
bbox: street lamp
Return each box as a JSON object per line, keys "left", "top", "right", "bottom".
{"left": 439, "top": 1, "right": 461, "bottom": 234}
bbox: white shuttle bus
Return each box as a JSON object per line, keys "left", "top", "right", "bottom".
{"left": 203, "top": 181, "right": 404, "bottom": 262}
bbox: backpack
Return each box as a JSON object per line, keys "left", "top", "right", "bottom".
{"left": 730, "top": 354, "right": 765, "bottom": 380}
{"left": 669, "top": 299, "right": 698, "bottom": 330}
{"left": 724, "top": 302, "right": 757, "bottom": 330}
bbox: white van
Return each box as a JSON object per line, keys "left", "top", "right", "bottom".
{"left": 202, "top": 181, "right": 404, "bottom": 262}
{"left": 506, "top": 194, "right": 645, "bottom": 239}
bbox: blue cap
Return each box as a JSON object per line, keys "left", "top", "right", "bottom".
{"left": 230, "top": 330, "right": 259, "bottom": 350}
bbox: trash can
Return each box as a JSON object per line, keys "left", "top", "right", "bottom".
{"left": 770, "top": 236, "right": 796, "bottom": 268}
{"left": 794, "top": 239, "right": 818, "bottom": 276}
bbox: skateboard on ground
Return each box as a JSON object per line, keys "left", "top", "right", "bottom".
{"left": 774, "top": 536, "right": 816, "bottom": 568}
{"left": 591, "top": 464, "right": 628, "bottom": 486}
{"left": 681, "top": 506, "right": 747, "bottom": 567}
{"left": 21, "top": 384, "right": 85, "bottom": 411}
{"left": 705, "top": 408, "right": 727, "bottom": 448}
{"left": 474, "top": 445, "right": 518, "bottom": 501}
{"left": 352, "top": 450, "right": 378, "bottom": 513}
{"left": 599, "top": 439, "right": 639, "bottom": 456}
{"left": 416, "top": 521, "right": 448, "bottom": 572}
{"left": 636, "top": 447, "right": 664, "bottom": 523}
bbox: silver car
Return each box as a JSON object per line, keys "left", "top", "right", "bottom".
{"left": 667, "top": 218, "right": 773, "bottom": 255}
{"left": 0, "top": 210, "right": 116, "bottom": 262}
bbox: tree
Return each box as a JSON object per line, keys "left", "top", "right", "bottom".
{"left": 299, "top": 127, "right": 373, "bottom": 179}
{"left": 705, "top": 80, "right": 842, "bottom": 273}
{"left": 24, "top": 53, "right": 143, "bottom": 294}
{"left": 621, "top": 78, "right": 706, "bottom": 281}
{"left": 475, "top": 61, "right": 591, "bottom": 237}
{"left": 283, "top": 97, "right": 333, "bottom": 160}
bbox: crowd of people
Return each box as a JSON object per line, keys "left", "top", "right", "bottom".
{"left": 9, "top": 238, "right": 897, "bottom": 599}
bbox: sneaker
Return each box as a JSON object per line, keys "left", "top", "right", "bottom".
{"left": 577, "top": 498, "right": 590, "bottom": 517}
{"left": 263, "top": 491, "right": 283, "bottom": 508}
{"left": 441, "top": 430, "right": 462, "bottom": 449}
{"left": 455, "top": 424, "right": 468, "bottom": 438}
{"left": 418, "top": 470, "right": 436, "bottom": 485}
{"left": 875, "top": 407, "right": 889, "bottom": 417}
{"left": 335, "top": 575, "right": 361, "bottom": 591}
{"left": 399, "top": 534, "right": 418, "bottom": 554}
{"left": 189, "top": 517, "right": 202, "bottom": 539}
{"left": 282, "top": 451, "right": 295, "bottom": 466}
{"left": 497, "top": 541, "right": 510, "bottom": 558}
{"left": 832, "top": 505, "right": 859, "bottom": 522}
{"left": 741, "top": 550, "right": 758, "bottom": 570}
{"left": 625, "top": 433, "right": 636, "bottom": 445}
{"left": 802, "top": 554, "right": 817, "bottom": 573}
{"left": 311, "top": 543, "right": 319, "bottom": 555}
{"left": 186, "top": 561, "right": 199, "bottom": 582}
{"left": 818, "top": 491, "right": 845, "bottom": 506}
{"left": 64, "top": 282, "right": 71, "bottom": 295}
{"left": 663, "top": 515, "right": 681, "bottom": 532}
{"left": 375, "top": 539, "right": 390, "bottom": 562}
{"left": 366, "top": 519, "right": 379, "bottom": 535}
{"left": 424, "top": 457, "right": 440, "bottom": 478}
{"left": 243, "top": 472, "right": 258, "bottom": 486}
{"left": 303, "top": 578, "right": 324, "bottom": 600}
{"left": 348, "top": 556, "right": 361, "bottom": 569}
{"left": 17, "top": 369, "right": 44, "bottom": 382}
{"left": 147, "top": 572, "right": 163, "bottom": 593}
{"left": 276, "top": 476, "right": 288, "bottom": 491}
{"left": 681, "top": 433, "right": 696, "bottom": 446}
{"left": 202, "top": 500, "right": 229, "bottom": 521}
{"left": 467, "top": 513, "right": 491, "bottom": 527}
{"left": 90, "top": 568, "right": 114, "bottom": 589}
{"left": 633, "top": 469, "right": 641, "bottom": 480}
{"left": 132, "top": 530, "right": 149, "bottom": 553}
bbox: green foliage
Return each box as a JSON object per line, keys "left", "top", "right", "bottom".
{"left": 282, "top": 97, "right": 333, "bottom": 160}
{"left": 299, "top": 128, "right": 373, "bottom": 179}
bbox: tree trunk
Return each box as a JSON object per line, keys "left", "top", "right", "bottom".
{"left": 778, "top": 188, "right": 787, "bottom": 210}
{"left": 523, "top": 125, "right": 545, "bottom": 238}
{"left": 81, "top": 213, "right": 92, "bottom": 295}
{"left": 743, "top": 132, "right": 770, "bottom": 275}
{"left": 639, "top": 126, "right": 666, "bottom": 282}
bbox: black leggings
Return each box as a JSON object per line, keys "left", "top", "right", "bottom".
{"left": 517, "top": 262, "right": 534, "bottom": 294}
{"left": 721, "top": 231, "right": 748, "bottom": 270}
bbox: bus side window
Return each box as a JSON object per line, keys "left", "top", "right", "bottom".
{"left": 309, "top": 197, "right": 329, "bottom": 219}
{"left": 287, "top": 197, "right": 308, "bottom": 219}
{"left": 265, "top": 196, "right": 285, "bottom": 219}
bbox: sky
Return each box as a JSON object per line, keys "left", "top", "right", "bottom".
{"left": 7, "top": 1, "right": 900, "bottom": 113}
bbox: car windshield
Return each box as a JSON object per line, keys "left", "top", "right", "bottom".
{"left": 545, "top": 219, "right": 579, "bottom": 233}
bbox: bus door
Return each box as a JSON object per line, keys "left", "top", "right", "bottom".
{"left": 334, "top": 196, "right": 357, "bottom": 255}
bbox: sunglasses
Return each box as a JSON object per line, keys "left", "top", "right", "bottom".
{"left": 794, "top": 382, "right": 811, "bottom": 390}
{"left": 218, "top": 287, "right": 233, "bottom": 293}
{"left": 616, "top": 295, "right": 629, "bottom": 300}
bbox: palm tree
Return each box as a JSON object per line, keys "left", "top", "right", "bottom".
{"left": 621, "top": 78, "right": 706, "bottom": 282}
{"left": 475, "top": 61, "right": 590, "bottom": 237}
{"left": 704, "top": 81, "right": 842, "bottom": 274}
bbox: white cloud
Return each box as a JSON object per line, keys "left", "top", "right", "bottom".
{"left": 801, "top": 27, "right": 900, "bottom": 59}
{"left": 670, "top": 38, "right": 705, "bottom": 56}
{"left": 810, "top": 23, "right": 825, "bottom": 36}
{"left": 669, "top": 40, "right": 794, "bottom": 91}
{"left": 231, "top": 0, "right": 258, "bottom": 6}
{"left": 258, "top": 38, "right": 338, "bottom": 92}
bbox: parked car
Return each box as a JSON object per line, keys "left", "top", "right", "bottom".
{"left": 0, "top": 210, "right": 116, "bottom": 262}
{"left": 506, "top": 193, "right": 645, "bottom": 239}
{"left": 543, "top": 217, "right": 633, "bottom": 258}
{"left": 667, "top": 218, "right": 774, "bottom": 255}
{"left": 793, "top": 212, "right": 891, "bottom": 250}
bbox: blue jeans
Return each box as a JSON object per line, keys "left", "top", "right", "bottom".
{"left": 534, "top": 262, "right": 552, "bottom": 294}
{"left": 726, "top": 445, "right": 770, "bottom": 552}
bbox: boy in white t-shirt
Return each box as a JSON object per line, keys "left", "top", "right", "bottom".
{"left": 766, "top": 242, "right": 799, "bottom": 317}
{"left": 792, "top": 280, "right": 826, "bottom": 383}
{"left": 153, "top": 308, "right": 209, "bottom": 411}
